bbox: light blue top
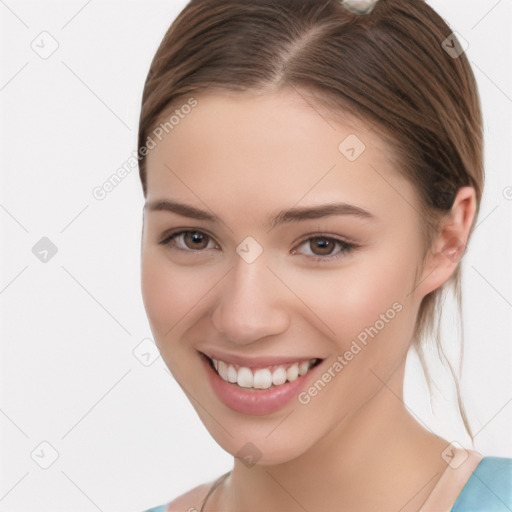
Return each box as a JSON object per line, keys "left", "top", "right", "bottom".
{"left": 451, "top": 457, "right": 512, "bottom": 512}
{"left": 142, "top": 456, "right": 512, "bottom": 512}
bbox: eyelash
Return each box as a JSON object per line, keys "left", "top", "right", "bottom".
{"left": 159, "top": 230, "right": 358, "bottom": 262}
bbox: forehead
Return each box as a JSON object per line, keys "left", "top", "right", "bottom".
{"left": 144, "top": 89, "right": 418, "bottom": 224}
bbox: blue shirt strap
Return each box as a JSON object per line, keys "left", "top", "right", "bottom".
{"left": 142, "top": 505, "right": 168, "bottom": 512}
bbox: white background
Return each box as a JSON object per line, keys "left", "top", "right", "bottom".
{"left": 0, "top": 1, "right": 511, "bottom": 511}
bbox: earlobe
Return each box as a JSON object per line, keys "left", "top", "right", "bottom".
{"left": 416, "top": 187, "right": 477, "bottom": 297}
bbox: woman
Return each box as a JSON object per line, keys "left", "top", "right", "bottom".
{"left": 138, "top": 0, "right": 511, "bottom": 510}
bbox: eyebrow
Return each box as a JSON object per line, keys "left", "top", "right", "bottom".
{"left": 144, "top": 199, "right": 376, "bottom": 229}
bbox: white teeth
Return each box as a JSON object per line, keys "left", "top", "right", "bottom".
{"left": 218, "top": 360, "right": 229, "bottom": 381}
{"left": 299, "top": 360, "right": 310, "bottom": 376}
{"left": 210, "top": 357, "right": 318, "bottom": 389}
{"left": 237, "top": 367, "right": 253, "bottom": 388}
{"left": 227, "top": 364, "right": 238, "bottom": 383}
{"left": 253, "top": 369, "right": 272, "bottom": 389}
{"left": 272, "top": 366, "right": 287, "bottom": 386}
{"left": 286, "top": 363, "right": 299, "bottom": 382}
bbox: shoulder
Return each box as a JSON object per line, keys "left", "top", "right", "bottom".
{"left": 142, "top": 481, "right": 213, "bottom": 512}
{"left": 451, "top": 456, "right": 512, "bottom": 512}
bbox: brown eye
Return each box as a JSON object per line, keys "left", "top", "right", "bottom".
{"left": 183, "top": 231, "right": 210, "bottom": 250}
{"left": 292, "top": 235, "right": 355, "bottom": 261}
{"left": 309, "top": 237, "right": 336, "bottom": 256}
{"left": 159, "top": 230, "right": 219, "bottom": 252}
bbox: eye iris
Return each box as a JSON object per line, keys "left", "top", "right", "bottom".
{"left": 184, "top": 231, "right": 208, "bottom": 250}
{"left": 310, "top": 237, "right": 335, "bottom": 255}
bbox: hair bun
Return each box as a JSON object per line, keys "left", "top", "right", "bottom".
{"left": 339, "top": 0, "right": 378, "bottom": 15}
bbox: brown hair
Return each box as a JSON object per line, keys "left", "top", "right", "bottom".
{"left": 137, "top": 0, "right": 484, "bottom": 438}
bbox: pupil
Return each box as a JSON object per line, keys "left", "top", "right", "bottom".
{"left": 312, "top": 237, "right": 334, "bottom": 255}
{"left": 186, "top": 232, "right": 207, "bottom": 249}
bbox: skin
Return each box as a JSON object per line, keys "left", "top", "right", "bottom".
{"left": 140, "top": 88, "right": 477, "bottom": 512}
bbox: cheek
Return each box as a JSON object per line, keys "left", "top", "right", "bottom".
{"left": 286, "top": 254, "right": 415, "bottom": 341}
{"left": 279, "top": 247, "right": 421, "bottom": 407}
{"left": 140, "top": 250, "right": 208, "bottom": 384}
{"left": 336, "top": 268, "right": 411, "bottom": 344}
{"left": 141, "top": 249, "right": 194, "bottom": 342}
{"left": 286, "top": 269, "right": 416, "bottom": 423}
{"left": 140, "top": 248, "right": 223, "bottom": 349}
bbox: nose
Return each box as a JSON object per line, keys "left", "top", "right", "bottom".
{"left": 211, "top": 258, "right": 290, "bottom": 345}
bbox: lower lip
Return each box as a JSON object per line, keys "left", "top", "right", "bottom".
{"left": 202, "top": 355, "right": 320, "bottom": 415}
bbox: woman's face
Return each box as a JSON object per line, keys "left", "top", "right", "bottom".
{"left": 141, "top": 88, "right": 434, "bottom": 465}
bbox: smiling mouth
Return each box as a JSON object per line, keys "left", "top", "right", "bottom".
{"left": 204, "top": 355, "right": 323, "bottom": 390}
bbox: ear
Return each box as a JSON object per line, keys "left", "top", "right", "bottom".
{"left": 415, "top": 186, "right": 477, "bottom": 298}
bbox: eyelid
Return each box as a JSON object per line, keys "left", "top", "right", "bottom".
{"left": 291, "top": 233, "right": 358, "bottom": 261}
{"left": 159, "top": 229, "right": 220, "bottom": 251}
{"left": 294, "top": 231, "right": 359, "bottom": 247}
{"left": 159, "top": 229, "right": 359, "bottom": 261}
{"left": 159, "top": 228, "right": 216, "bottom": 244}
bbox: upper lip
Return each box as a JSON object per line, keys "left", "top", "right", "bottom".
{"left": 199, "top": 350, "right": 323, "bottom": 369}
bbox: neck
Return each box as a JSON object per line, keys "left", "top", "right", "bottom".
{"left": 217, "top": 361, "right": 449, "bottom": 512}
